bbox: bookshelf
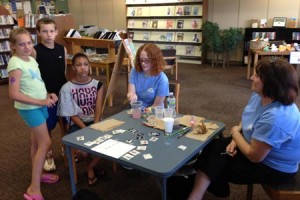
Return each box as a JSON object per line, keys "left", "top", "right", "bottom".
{"left": 0, "top": 6, "right": 15, "bottom": 84}
{"left": 126, "top": 0, "right": 207, "bottom": 64}
{"left": 244, "top": 28, "right": 300, "bottom": 63}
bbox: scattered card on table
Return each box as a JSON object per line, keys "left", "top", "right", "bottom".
{"left": 143, "top": 154, "right": 153, "bottom": 159}
{"left": 112, "top": 129, "right": 126, "bottom": 134}
{"left": 140, "top": 140, "right": 148, "bottom": 145}
{"left": 84, "top": 141, "right": 95, "bottom": 146}
{"left": 149, "top": 137, "right": 158, "bottom": 142}
{"left": 129, "top": 150, "right": 140, "bottom": 156}
{"left": 178, "top": 145, "right": 187, "bottom": 150}
{"left": 123, "top": 153, "right": 134, "bottom": 160}
{"left": 137, "top": 146, "right": 147, "bottom": 151}
{"left": 76, "top": 136, "right": 84, "bottom": 141}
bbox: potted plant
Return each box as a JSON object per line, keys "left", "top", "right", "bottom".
{"left": 202, "top": 21, "right": 243, "bottom": 68}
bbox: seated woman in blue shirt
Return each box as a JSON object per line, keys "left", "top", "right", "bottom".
{"left": 127, "top": 43, "right": 169, "bottom": 108}
{"left": 188, "top": 57, "right": 300, "bottom": 200}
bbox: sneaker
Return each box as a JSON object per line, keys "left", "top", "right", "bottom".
{"left": 44, "top": 151, "right": 56, "bottom": 172}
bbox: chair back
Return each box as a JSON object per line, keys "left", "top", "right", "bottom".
{"left": 162, "top": 49, "right": 178, "bottom": 80}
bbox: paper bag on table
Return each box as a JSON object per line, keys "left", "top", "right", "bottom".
{"left": 90, "top": 119, "right": 125, "bottom": 132}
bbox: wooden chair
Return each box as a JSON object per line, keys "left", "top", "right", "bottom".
{"left": 167, "top": 82, "right": 180, "bottom": 114}
{"left": 247, "top": 167, "right": 300, "bottom": 200}
{"left": 162, "top": 49, "right": 178, "bottom": 81}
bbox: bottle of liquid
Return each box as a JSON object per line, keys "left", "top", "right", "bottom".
{"left": 167, "top": 92, "right": 176, "bottom": 117}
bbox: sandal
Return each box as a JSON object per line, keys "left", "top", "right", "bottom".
{"left": 87, "top": 176, "right": 98, "bottom": 186}
{"left": 24, "top": 192, "right": 44, "bottom": 200}
{"left": 41, "top": 173, "right": 59, "bottom": 184}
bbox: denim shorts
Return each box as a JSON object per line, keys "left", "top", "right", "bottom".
{"left": 18, "top": 106, "right": 48, "bottom": 128}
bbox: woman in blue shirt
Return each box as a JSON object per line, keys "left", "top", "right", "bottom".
{"left": 127, "top": 43, "right": 169, "bottom": 108}
{"left": 188, "top": 57, "right": 300, "bottom": 200}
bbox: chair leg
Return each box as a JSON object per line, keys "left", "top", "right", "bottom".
{"left": 247, "top": 184, "right": 253, "bottom": 200}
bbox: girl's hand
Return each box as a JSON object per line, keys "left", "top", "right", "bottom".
{"left": 225, "top": 140, "right": 238, "bottom": 157}
{"left": 127, "top": 93, "right": 137, "bottom": 102}
{"left": 48, "top": 93, "right": 58, "bottom": 102}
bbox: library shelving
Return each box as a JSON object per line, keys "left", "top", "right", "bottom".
{"left": 126, "top": 0, "right": 207, "bottom": 64}
{"left": 0, "top": 15, "right": 15, "bottom": 84}
{"left": 244, "top": 27, "right": 300, "bottom": 62}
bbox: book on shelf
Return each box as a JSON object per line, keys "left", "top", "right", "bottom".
{"left": 158, "top": 34, "right": 166, "bottom": 41}
{"left": 66, "top": 29, "right": 82, "bottom": 38}
{"left": 177, "top": 20, "right": 184, "bottom": 29}
{"left": 192, "top": 33, "right": 200, "bottom": 42}
{"left": 143, "top": 32, "right": 149, "bottom": 40}
{"left": 191, "top": 19, "right": 199, "bottom": 29}
{"left": 292, "top": 32, "right": 300, "bottom": 40}
{"left": 166, "top": 6, "right": 174, "bottom": 16}
{"left": 128, "top": 20, "right": 135, "bottom": 28}
{"left": 166, "top": 19, "right": 174, "bottom": 29}
{"left": 184, "top": 6, "right": 191, "bottom": 16}
{"left": 177, "top": 32, "right": 184, "bottom": 42}
{"left": 165, "top": 45, "right": 175, "bottom": 50}
{"left": 166, "top": 32, "right": 173, "bottom": 41}
{"left": 130, "top": 7, "right": 136, "bottom": 16}
{"left": 185, "top": 46, "right": 195, "bottom": 55}
{"left": 152, "top": 20, "right": 158, "bottom": 28}
{"left": 192, "top": 5, "right": 200, "bottom": 16}
{"left": 137, "top": 7, "right": 143, "bottom": 16}
{"left": 175, "top": 6, "right": 183, "bottom": 16}
{"left": 142, "top": 20, "right": 149, "bottom": 28}
{"left": 100, "top": 32, "right": 117, "bottom": 40}
{"left": 128, "top": 31, "right": 134, "bottom": 39}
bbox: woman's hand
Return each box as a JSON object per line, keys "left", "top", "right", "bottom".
{"left": 225, "top": 140, "right": 238, "bottom": 157}
{"left": 127, "top": 93, "right": 137, "bottom": 102}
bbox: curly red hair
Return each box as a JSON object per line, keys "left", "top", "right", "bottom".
{"left": 134, "top": 43, "right": 166, "bottom": 76}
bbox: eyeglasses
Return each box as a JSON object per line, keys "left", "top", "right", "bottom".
{"left": 139, "top": 59, "right": 150, "bottom": 64}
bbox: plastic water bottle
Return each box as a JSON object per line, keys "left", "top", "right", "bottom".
{"left": 167, "top": 92, "right": 176, "bottom": 117}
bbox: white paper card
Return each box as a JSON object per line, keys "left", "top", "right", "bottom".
{"left": 290, "top": 52, "right": 300, "bottom": 64}
{"left": 91, "top": 139, "right": 135, "bottom": 158}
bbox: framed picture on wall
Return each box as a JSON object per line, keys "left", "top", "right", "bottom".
{"left": 272, "top": 17, "right": 287, "bottom": 27}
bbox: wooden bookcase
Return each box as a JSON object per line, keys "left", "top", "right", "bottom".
{"left": 125, "top": 0, "right": 207, "bottom": 64}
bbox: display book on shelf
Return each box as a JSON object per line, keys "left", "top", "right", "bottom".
{"left": 126, "top": 0, "right": 206, "bottom": 64}
{"left": 244, "top": 27, "right": 300, "bottom": 63}
{"left": 0, "top": 15, "right": 14, "bottom": 84}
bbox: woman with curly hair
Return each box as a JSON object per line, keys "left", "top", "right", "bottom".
{"left": 127, "top": 43, "right": 169, "bottom": 108}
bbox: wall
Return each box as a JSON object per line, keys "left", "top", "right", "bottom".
{"left": 68, "top": 0, "right": 126, "bottom": 31}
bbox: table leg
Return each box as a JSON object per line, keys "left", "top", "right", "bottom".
{"left": 161, "top": 178, "right": 167, "bottom": 200}
{"left": 253, "top": 53, "right": 259, "bottom": 76}
{"left": 65, "top": 146, "right": 77, "bottom": 197}
{"left": 247, "top": 51, "right": 252, "bottom": 79}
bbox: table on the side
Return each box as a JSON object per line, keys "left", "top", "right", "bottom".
{"left": 247, "top": 49, "right": 290, "bottom": 79}
{"left": 62, "top": 110, "right": 225, "bottom": 200}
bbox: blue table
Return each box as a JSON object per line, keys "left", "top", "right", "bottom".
{"left": 62, "top": 110, "right": 225, "bottom": 199}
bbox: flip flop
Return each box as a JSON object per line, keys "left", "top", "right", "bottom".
{"left": 87, "top": 176, "right": 98, "bottom": 186}
{"left": 24, "top": 192, "right": 44, "bottom": 200}
{"left": 40, "top": 173, "right": 59, "bottom": 184}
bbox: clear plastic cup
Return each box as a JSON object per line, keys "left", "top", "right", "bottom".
{"left": 155, "top": 106, "right": 164, "bottom": 119}
{"left": 163, "top": 108, "right": 173, "bottom": 118}
{"left": 130, "top": 101, "right": 143, "bottom": 119}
